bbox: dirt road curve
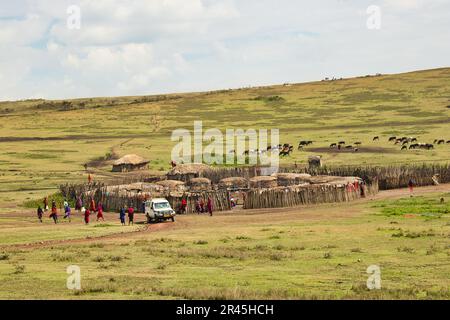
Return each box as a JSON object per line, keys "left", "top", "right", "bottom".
{"left": 2, "top": 184, "right": 449, "bottom": 250}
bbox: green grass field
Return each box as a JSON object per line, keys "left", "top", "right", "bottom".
{"left": 0, "top": 188, "right": 449, "bottom": 299}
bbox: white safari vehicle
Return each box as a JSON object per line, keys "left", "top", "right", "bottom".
{"left": 145, "top": 198, "right": 176, "bottom": 223}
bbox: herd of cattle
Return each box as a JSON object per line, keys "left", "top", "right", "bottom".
{"left": 325, "top": 136, "right": 449, "bottom": 152}
{"left": 241, "top": 136, "right": 448, "bottom": 157}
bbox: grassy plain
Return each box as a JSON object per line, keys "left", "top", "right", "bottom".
{"left": 0, "top": 186, "right": 449, "bottom": 299}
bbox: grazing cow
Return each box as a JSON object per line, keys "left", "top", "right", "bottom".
{"left": 409, "top": 144, "right": 419, "bottom": 149}
{"left": 298, "top": 141, "right": 308, "bottom": 147}
{"left": 345, "top": 145, "right": 353, "bottom": 149}
{"left": 419, "top": 143, "right": 434, "bottom": 150}
{"left": 338, "top": 141, "right": 346, "bottom": 145}
{"left": 388, "top": 136, "right": 396, "bottom": 142}
{"left": 433, "top": 139, "right": 438, "bottom": 144}
{"left": 354, "top": 142, "right": 362, "bottom": 146}
{"left": 401, "top": 146, "right": 407, "bottom": 150}
{"left": 411, "top": 138, "right": 417, "bottom": 142}
{"left": 338, "top": 144, "right": 342, "bottom": 150}
{"left": 437, "top": 140, "right": 445, "bottom": 145}
{"left": 354, "top": 148, "right": 359, "bottom": 152}
{"left": 330, "top": 143, "right": 337, "bottom": 148}
{"left": 373, "top": 136, "right": 379, "bottom": 141}
{"left": 298, "top": 145, "right": 304, "bottom": 151}
{"left": 446, "top": 140, "right": 450, "bottom": 144}
{"left": 402, "top": 140, "right": 409, "bottom": 146}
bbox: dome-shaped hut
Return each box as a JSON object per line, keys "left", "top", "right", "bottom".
{"left": 218, "top": 177, "right": 249, "bottom": 190}
{"left": 167, "top": 163, "right": 212, "bottom": 181}
{"left": 249, "top": 176, "right": 278, "bottom": 189}
{"left": 112, "top": 154, "right": 149, "bottom": 172}
{"left": 155, "top": 180, "right": 186, "bottom": 192}
{"left": 272, "top": 173, "right": 311, "bottom": 186}
{"left": 188, "top": 177, "right": 212, "bottom": 191}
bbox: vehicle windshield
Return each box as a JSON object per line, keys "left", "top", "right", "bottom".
{"left": 154, "top": 202, "right": 170, "bottom": 210}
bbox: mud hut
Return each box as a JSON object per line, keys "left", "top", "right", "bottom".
{"left": 155, "top": 180, "right": 186, "bottom": 192}
{"left": 218, "top": 177, "right": 249, "bottom": 190}
{"left": 249, "top": 176, "right": 278, "bottom": 189}
{"left": 188, "top": 177, "right": 212, "bottom": 191}
{"left": 272, "top": 173, "right": 312, "bottom": 186}
{"left": 308, "top": 155, "right": 322, "bottom": 169}
{"left": 167, "top": 163, "right": 212, "bottom": 181}
{"left": 112, "top": 154, "right": 149, "bottom": 172}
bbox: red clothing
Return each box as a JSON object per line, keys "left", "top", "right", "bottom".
{"left": 128, "top": 207, "right": 134, "bottom": 216}
{"left": 84, "top": 209, "right": 91, "bottom": 224}
{"left": 90, "top": 199, "right": 96, "bottom": 212}
{"left": 207, "top": 199, "right": 213, "bottom": 215}
{"left": 97, "top": 203, "right": 103, "bottom": 218}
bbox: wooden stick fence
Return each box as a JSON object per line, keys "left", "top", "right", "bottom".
{"left": 60, "top": 183, "right": 231, "bottom": 214}
{"left": 244, "top": 180, "right": 378, "bottom": 209}
{"left": 279, "top": 163, "right": 450, "bottom": 190}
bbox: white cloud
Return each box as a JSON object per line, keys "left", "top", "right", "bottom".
{"left": 0, "top": 0, "right": 449, "bottom": 100}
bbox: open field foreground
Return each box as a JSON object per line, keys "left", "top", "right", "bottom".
{"left": 1, "top": 184, "right": 449, "bottom": 300}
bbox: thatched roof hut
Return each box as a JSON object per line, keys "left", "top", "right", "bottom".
{"left": 167, "top": 163, "right": 212, "bottom": 181}
{"left": 103, "top": 182, "right": 164, "bottom": 197}
{"left": 155, "top": 180, "right": 186, "bottom": 192}
{"left": 187, "top": 177, "right": 212, "bottom": 191}
{"left": 249, "top": 176, "right": 278, "bottom": 189}
{"left": 308, "top": 155, "right": 322, "bottom": 168}
{"left": 112, "top": 154, "right": 149, "bottom": 172}
{"left": 218, "top": 177, "right": 249, "bottom": 190}
{"left": 272, "top": 173, "right": 312, "bottom": 186}
{"left": 309, "top": 175, "right": 361, "bottom": 185}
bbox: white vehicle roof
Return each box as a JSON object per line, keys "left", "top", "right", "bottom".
{"left": 151, "top": 198, "right": 170, "bottom": 203}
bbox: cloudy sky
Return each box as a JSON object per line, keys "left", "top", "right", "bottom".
{"left": 0, "top": 0, "right": 449, "bottom": 101}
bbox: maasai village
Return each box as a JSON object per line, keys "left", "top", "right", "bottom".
{"left": 0, "top": 1, "right": 449, "bottom": 303}
{"left": 1, "top": 68, "right": 449, "bottom": 300}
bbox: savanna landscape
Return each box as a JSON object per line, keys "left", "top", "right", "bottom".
{"left": 0, "top": 68, "right": 449, "bottom": 299}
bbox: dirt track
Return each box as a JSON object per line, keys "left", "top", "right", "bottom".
{"left": 2, "top": 183, "right": 449, "bottom": 250}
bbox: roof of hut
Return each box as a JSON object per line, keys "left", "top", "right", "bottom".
{"left": 309, "top": 175, "right": 361, "bottom": 185}
{"left": 114, "top": 154, "right": 149, "bottom": 166}
{"left": 188, "top": 177, "right": 212, "bottom": 185}
{"left": 168, "top": 163, "right": 212, "bottom": 175}
{"left": 272, "top": 173, "right": 311, "bottom": 180}
{"left": 103, "top": 183, "right": 164, "bottom": 196}
{"left": 219, "top": 177, "right": 249, "bottom": 188}
{"left": 249, "top": 176, "right": 278, "bottom": 188}
{"left": 156, "top": 180, "right": 186, "bottom": 188}
{"left": 250, "top": 176, "right": 277, "bottom": 182}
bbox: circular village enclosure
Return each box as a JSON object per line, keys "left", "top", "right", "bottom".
{"left": 60, "top": 162, "right": 381, "bottom": 214}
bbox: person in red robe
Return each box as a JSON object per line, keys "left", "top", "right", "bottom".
{"left": 96, "top": 202, "right": 104, "bottom": 221}
{"left": 89, "top": 198, "right": 96, "bottom": 212}
{"left": 128, "top": 206, "right": 135, "bottom": 225}
{"left": 84, "top": 208, "right": 91, "bottom": 224}
{"left": 49, "top": 204, "right": 58, "bottom": 224}
{"left": 207, "top": 197, "right": 213, "bottom": 216}
{"left": 180, "top": 198, "right": 187, "bottom": 214}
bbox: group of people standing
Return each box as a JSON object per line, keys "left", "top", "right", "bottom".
{"left": 37, "top": 196, "right": 136, "bottom": 226}
{"left": 38, "top": 196, "right": 105, "bottom": 225}
{"left": 194, "top": 197, "right": 214, "bottom": 216}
